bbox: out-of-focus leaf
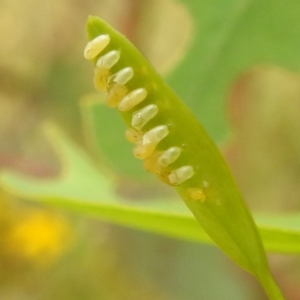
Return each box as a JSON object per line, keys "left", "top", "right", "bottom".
{"left": 225, "top": 66, "right": 300, "bottom": 212}
{"left": 85, "top": 0, "right": 300, "bottom": 180}
{"left": 168, "top": 0, "right": 300, "bottom": 141}
{"left": 84, "top": 16, "right": 284, "bottom": 298}
{"left": 80, "top": 95, "right": 151, "bottom": 180}
{"left": 0, "top": 125, "right": 297, "bottom": 298}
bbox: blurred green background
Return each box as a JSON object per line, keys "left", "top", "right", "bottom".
{"left": 1, "top": 0, "right": 300, "bottom": 299}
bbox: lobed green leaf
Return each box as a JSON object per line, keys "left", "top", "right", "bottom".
{"left": 0, "top": 125, "right": 293, "bottom": 299}
{"left": 85, "top": 15, "right": 275, "bottom": 291}
{"left": 1, "top": 125, "right": 300, "bottom": 255}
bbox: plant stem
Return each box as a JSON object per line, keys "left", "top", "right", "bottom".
{"left": 258, "top": 273, "right": 285, "bottom": 300}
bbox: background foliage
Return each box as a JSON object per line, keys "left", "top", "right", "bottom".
{"left": 1, "top": 0, "right": 300, "bottom": 299}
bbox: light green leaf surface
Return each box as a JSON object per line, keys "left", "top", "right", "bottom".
{"left": 80, "top": 95, "right": 152, "bottom": 180}
{"left": 171, "top": 0, "right": 300, "bottom": 141}
{"left": 0, "top": 125, "right": 289, "bottom": 298}
{"left": 84, "top": 16, "right": 285, "bottom": 298}
{"left": 1, "top": 126, "right": 299, "bottom": 251}
{"left": 87, "top": 0, "right": 300, "bottom": 180}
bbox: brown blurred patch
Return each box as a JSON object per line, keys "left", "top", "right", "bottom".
{"left": 225, "top": 66, "right": 300, "bottom": 212}
{"left": 134, "top": 0, "right": 194, "bottom": 75}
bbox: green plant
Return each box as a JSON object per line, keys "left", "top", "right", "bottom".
{"left": 2, "top": 2, "right": 300, "bottom": 299}
{"left": 83, "top": 16, "right": 284, "bottom": 299}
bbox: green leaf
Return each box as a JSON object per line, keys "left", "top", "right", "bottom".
{"left": 80, "top": 94, "right": 152, "bottom": 180}
{"left": 1, "top": 124, "right": 300, "bottom": 255}
{"left": 0, "top": 124, "right": 294, "bottom": 299}
{"left": 83, "top": 16, "right": 285, "bottom": 298}
{"left": 168, "top": 0, "right": 300, "bottom": 141}
{"left": 83, "top": 1, "right": 300, "bottom": 181}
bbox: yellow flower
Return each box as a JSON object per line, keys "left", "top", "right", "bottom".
{"left": 6, "top": 209, "right": 72, "bottom": 265}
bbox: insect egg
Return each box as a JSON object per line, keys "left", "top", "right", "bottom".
{"left": 133, "top": 125, "right": 169, "bottom": 159}
{"left": 131, "top": 104, "right": 158, "bottom": 130}
{"left": 158, "top": 146, "right": 182, "bottom": 167}
{"left": 84, "top": 34, "right": 110, "bottom": 60}
{"left": 94, "top": 68, "right": 110, "bottom": 91}
{"left": 94, "top": 51, "right": 121, "bottom": 92}
{"left": 125, "top": 128, "right": 143, "bottom": 143}
{"left": 106, "top": 84, "right": 128, "bottom": 107}
{"left": 142, "top": 125, "right": 169, "bottom": 145}
{"left": 110, "top": 67, "right": 134, "bottom": 85}
{"left": 96, "top": 50, "right": 120, "bottom": 69}
{"left": 168, "top": 165, "right": 195, "bottom": 185}
{"left": 143, "top": 151, "right": 162, "bottom": 174}
{"left": 118, "top": 88, "right": 148, "bottom": 112}
{"left": 186, "top": 188, "right": 206, "bottom": 202}
{"left": 143, "top": 151, "right": 173, "bottom": 185}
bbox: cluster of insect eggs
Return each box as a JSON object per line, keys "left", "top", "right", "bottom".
{"left": 84, "top": 34, "right": 206, "bottom": 200}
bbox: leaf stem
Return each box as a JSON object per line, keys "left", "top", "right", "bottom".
{"left": 258, "top": 273, "right": 285, "bottom": 300}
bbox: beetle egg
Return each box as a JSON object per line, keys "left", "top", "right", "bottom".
{"left": 118, "top": 88, "right": 148, "bottom": 112}
{"left": 143, "top": 151, "right": 161, "bottom": 174}
{"left": 133, "top": 142, "right": 155, "bottom": 159}
{"left": 110, "top": 67, "right": 134, "bottom": 85}
{"left": 186, "top": 188, "right": 206, "bottom": 202}
{"left": 94, "top": 68, "right": 110, "bottom": 91}
{"left": 133, "top": 125, "right": 169, "bottom": 159}
{"left": 143, "top": 152, "right": 173, "bottom": 185}
{"left": 96, "top": 50, "right": 120, "bottom": 69}
{"left": 143, "top": 125, "right": 169, "bottom": 145}
{"left": 106, "top": 83, "right": 128, "bottom": 107}
{"left": 125, "top": 128, "right": 142, "bottom": 143}
{"left": 84, "top": 34, "right": 110, "bottom": 60}
{"left": 168, "top": 166, "right": 195, "bottom": 185}
{"left": 158, "top": 146, "right": 182, "bottom": 167}
{"left": 131, "top": 104, "right": 158, "bottom": 130}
